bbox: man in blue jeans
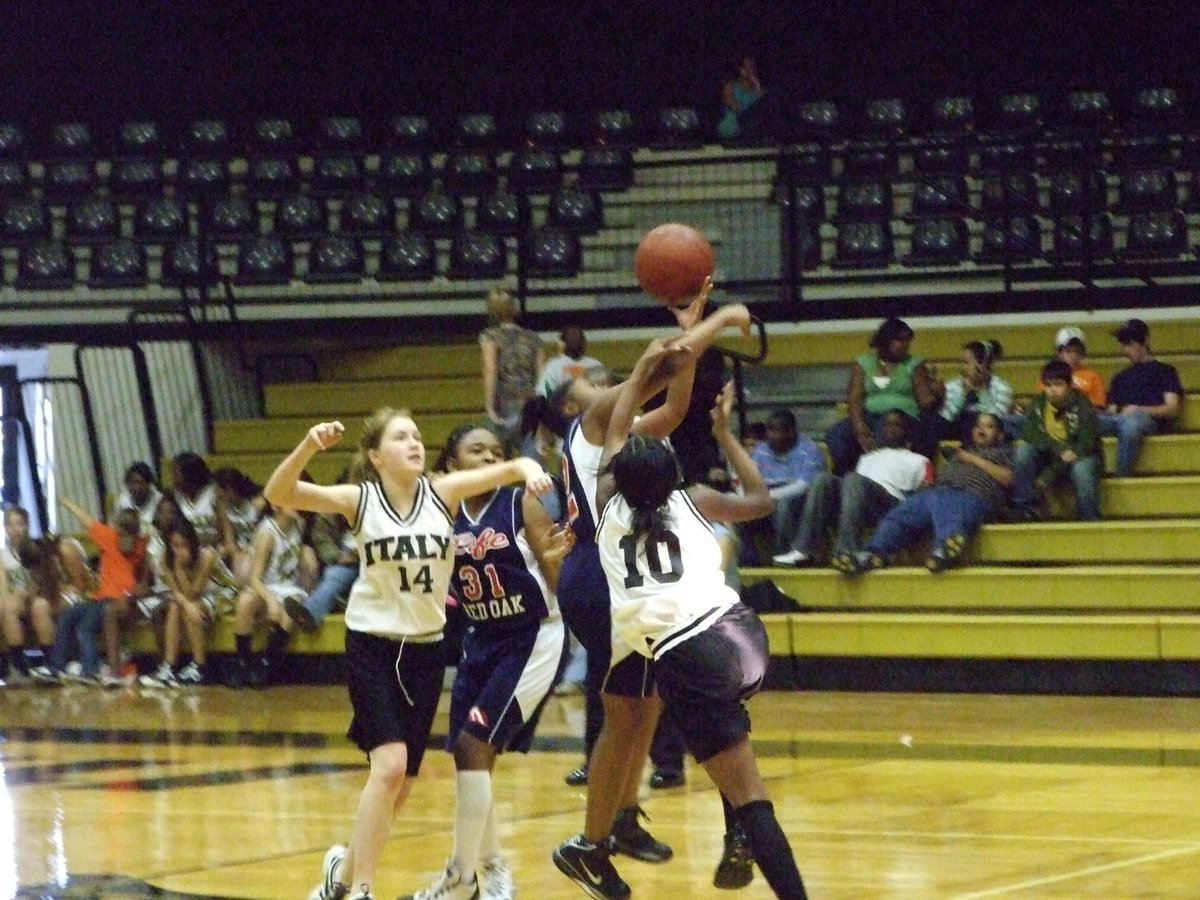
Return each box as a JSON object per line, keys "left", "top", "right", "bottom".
{"left": 1098, "top": 319, "right": 1182, "bottom": 477}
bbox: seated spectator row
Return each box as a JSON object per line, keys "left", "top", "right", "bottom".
{"left": 7, "top": 226, "right": 585, "bottom": 288}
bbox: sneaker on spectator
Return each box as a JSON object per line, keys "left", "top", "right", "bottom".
{"left": 140, "top": 662, "right": 177, "bottom": 688}
{"left": 564, "top": 765, "right": 588, "bottom": 786}
{"left": 30, "top": 665, "right": 61, "bottom": 686}
{"left": 60, "top": 668, "right": 99, "bottom": 685}
{"left": 398, "top": 859, "right": 479, "bottom": 900}
{"left": 307, "top": 843, "right": 348, "bottom": 900}
{"left": 771, "top": 549, "right": 809, "bottom": 567}
{"left": 284, "top": 597, "right": 319, "bottom": 634}
{"left": 553, "top": 835, "right": 630, "bottom": 900}
{"left": 100, "top": 672, "right": 127, "bottom": 689}
{"left": 176, "top": 661, "right": 205, "bottom": 686}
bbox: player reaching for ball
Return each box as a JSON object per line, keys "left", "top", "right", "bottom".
{"left": 264, "top": 409, "right": 553, "bottom": 900}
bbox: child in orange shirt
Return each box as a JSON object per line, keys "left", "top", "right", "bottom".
{"left": 1038, "top": 327, "right": 1106, "bottom": 409}
{"left": 31, "top": 497, "right": 149, "bottom": 685}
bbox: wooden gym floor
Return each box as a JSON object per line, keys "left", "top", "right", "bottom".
{"left": 4, "top": 683, "right": 1200, "bottom": 899}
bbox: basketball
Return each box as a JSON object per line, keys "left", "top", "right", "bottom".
{"left": 634, "top": 223, "right": 715, "bottom": 305}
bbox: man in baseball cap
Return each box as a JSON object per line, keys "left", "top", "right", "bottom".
{"left": 1100, "top": 318, "right": 1182, "bottom": 475}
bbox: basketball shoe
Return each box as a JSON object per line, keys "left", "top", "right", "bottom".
{"left": 553, "top": 835, "right": 630, "bottom": 900}
{"left": 307, "top": 843, "right": 348, "bottom": 900}
{"left": 712, "top": 824, "right": 755, "bottom": 890}
{"left": 610, "top": 805, "right": 672, "bottom": 862}
{"left": 398, "top": 859, "right": 479, "bottom": 900}
{"left": 479, "top": 856, "right": 514, "bottom": 900}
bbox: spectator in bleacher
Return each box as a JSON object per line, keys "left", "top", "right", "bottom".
{"left": 171, "top": 452, "right": 228, "bottom": 558}
{"left": 226, "top": 502, "right": 310, "bottom": 689}
{"left": 1098, "top": 318, "right": 1183, "bottom": 477}
{"left": 1011, "top": 359, "right": 1103, "bottom": 521}
{"left": 32, "top": 497, "right": 150, "bottom": 686}
{"left": 740, "top": 420, "right": 767, "bottom": 454}
{"left": 773, "top": 409, "right": 933, "bottom": 568}
{"left": 937, "top": 339, "right": 1014, "bottom": 444}
{"left": 213, "top": 466, "right": 267, "bottom": 583}
{"left": 139, "top": 515, "right": 234, "bottom": 687}
{"left": 110, "top": 462, "right": 163, "bottom": 532}
{"left": 824, "top": 316, "right": 943, "bottom": 476}
{"left": 537, "top": 325, "right": 605, "bottom": 398}
{"left": 842, "top": 412, "right": 1014, "bottom": 574}
{"left": 2, "top": 506, "right": 48, "bottom": 682}
{"left": 1049, "top": 327, "right": 1107, "bottom": 409}
{"left": 742, "top": 407, "right": 826, "bottom": 564}
{"left": 717, "top": 55, "right": 766, "bottom": 142}
{"left": 479, "top": 287, "right": 545, "bottom": 456}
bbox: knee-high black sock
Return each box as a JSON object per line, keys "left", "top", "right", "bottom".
{"left": 721, "top": 793, "right": 738, "bottom": 833}
{"left": 266, "top": 624, "right": 290, "bottom": 660}
{"left": 234, "top": 633, "right": 253, "bottom": 662}
{"left": 737, "top": 800, "right": 807, "bottom": 900}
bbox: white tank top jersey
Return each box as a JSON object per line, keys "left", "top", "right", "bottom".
{"left": 346, "top": 477, "right": 455, "bottom": 640}
{"left": 562, "top": 417, "right": 605, "bottom": 543}
{"left": 255, "top": 516, "right": 304, "bottom": 587}
{"left": 597, "top": 489, "right": 738, "bottom": 662}
{"left": 178, "top": 483, "right": 220, "bottom": 548}
{"left": 1, "top": 544, "right": 28, "bottom": 593}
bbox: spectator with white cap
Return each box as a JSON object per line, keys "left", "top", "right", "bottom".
{"left": 1098, "top": 318, "right": 1183, "bottom": 476}
{"left": 1040, "top": 326, "right": 1106, "bottom": 409}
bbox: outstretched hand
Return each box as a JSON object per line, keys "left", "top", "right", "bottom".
{"left": 306, "top": 421, "right": 345, "bottom": 452}
{"left": 670, "top": 276, "right": 714, "bottom": 331}
{"left": 541, "top": 522, "right": 576, "bottom": 566}
{"left": 709, "top": 380, "right": 736, "bottom": 436}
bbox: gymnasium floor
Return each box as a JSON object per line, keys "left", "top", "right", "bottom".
{"left": 4, "top": 683, "right": 1200, "bottom": 899}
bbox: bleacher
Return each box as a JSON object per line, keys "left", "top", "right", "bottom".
{"left": 177, "top": 314, "right": 1200, "bottom": 694}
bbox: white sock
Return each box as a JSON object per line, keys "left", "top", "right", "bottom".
{"left": 451, "top": 770, "right": 491, "bottom": 884}
{"left": 478, "top": 798, "right": 501, "bottom": 862}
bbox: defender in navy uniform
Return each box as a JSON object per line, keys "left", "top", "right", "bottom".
{"left": 400, "top": 424, "right": 573, "bottom": 900}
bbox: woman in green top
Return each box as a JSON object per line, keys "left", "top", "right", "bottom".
{"left": 825, "top": 317, "right": 943, "bottom": 475}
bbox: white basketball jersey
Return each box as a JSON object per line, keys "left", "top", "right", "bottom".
{"left": 346, "top": 477, "right": 455, "bottom": 640}
{"left": 597, "top": 489, "right": 737, "bottom": 660}
{"left": 178, "top": 483, "right": 220, "bottom": 548}
{"left": 1, "top": 544, "right": 28, "bottom": 593}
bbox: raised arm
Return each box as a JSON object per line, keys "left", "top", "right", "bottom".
{"left": 263, "top": 422, "right": 360, "bottom": 519}
{"left": 58, "top": 496, "right": 99, "bottom": 532}
{"left": 689, "top": 382, "right": 773, "bottom": 523}
{"left": 432, "top": 457, "right": 553, "bottom": 514}
{"left": 522, "top": 488, "right": 574, "bottom": 594}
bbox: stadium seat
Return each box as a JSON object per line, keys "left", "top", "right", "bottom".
{"left": 577, "top": 147, "right": 634, "bottom": 192}
{"left": 976, "top": 215, "right": 1042, "bottom": 264}
{"left": 1060, "top": 90, "right": 1113, "bottom": 135}
{"left": 204, "top": 195, "right": 257, "bottom": 241}
{"left": 1, "top": 198, "right": 50, "bottom": 244}
{"left": 378, "top": 231, "right": 436, "bottom": 281}
{"left": 160, "top": 237, "right": 218, "bottom": 287}
{"left": 1116, "top": 168, "right": 1178, "bottom": 213}
{"left": 389, "top": 115, "right": 434, "bottom": 149}
{"left": 317, "top": 116, "right": 363, "bottom": 152}
{"left": 410, "top": 190, "right": 463, "bottom": 237}
{"left": 522, "top": 226, "right": 581, "bottom": 277}
{"left": 0, "top": 160, "right": 28, "bottom": 197}
{"left": 182, "top": 119, "right": 233, "bottom": 157}
{"left": 907, "top": 174, "right": 968, "bottom": 218}
{"left": 1049, "top": 212, "right": 1114, "bottom": 262}
{"left": 88, "top": 239, "right": 148, "bottom": 288}
{"left": 832, "top": 221, "right": 893, "bottom": 268}
{"left": 110, "top": 158, "right": 163, "bottom": 199}
{"left": 309, "top": 154, "right": 362, "bottom": 195}
{"left": 250, "top": 119, "right": 297, "bottom": 153}
{"left": 46, "top": 122, "right": 95, "bottom": 159}
{"left": 835, "top": 180, "right": 892, "bottom": 222}
{"left": 778, "top": 144, "right": 833, "bottom": 184}
{"left": 136, "top": 197, "right": 188, "bottom": 242}
{"left": 339, "top": 193, "right": 392, "bottom": 238}
{"left": 66, "top": 196, "right": 119, "bottom": 242}
{"left": 1123, "top": 210, "right": 1188, "bottom": 259}
{"left": 525, "top": 111, "right": 569, "bottom": 148}
{"left": 591, "top": 109, "right": 638, "bottom": 147}
{"left": 508, "top": 147, "right": 562, "bottom": 194}
{"left": 274, "top": 193, "right": 327, "bottom": 239}
{"left": 378, "top": 151, "right": 432, "bottom": 198}
{"left": 16, "top": 240, "right": 74, "bottom": 289}
{"left": 792, "top": 100, "right": 840, "bottom": 142}
{"left": 1048, "top": 170, "right": 1109, "bottom": 214}
{"left": 455, "top": 113, "right": 499, "bottom": 148}
{"left": 980, "top": 172, "right": 1040, "bottom": 213}
{"left": 794, "top": 221, "right": 823, "bottom": 269}
{"left": 0, "top": 123, "right": 27, "bottom": 158}
{"left": 43, "top": 159, "right": 97, "bottom": 200}
{"left": 547, "top": 187, "right": 603, "bottom": 234}
{"left": 115, "top": 121, "right": 163, "bottom": 157}
{"left": 475, "top": 187, "right": 528, "bottom": 237}
{"left": 789, "top": 183, "right": 826, "bottom": 223}
{"left": 246, "top": 156, "right": 299, "bottom": 198}
{"left": 904, "top": 217, "right": 968, "bottom": 265}
{"left": 842, "top": 142, "right": 898, "bottom": 179}
{"left": 236, "top": 235, "right": 293, "bottom": 284}
{"left": 449, "top": 230, "right": 507, "bottom": 279}
{"left": 912, "top": 140, "right": 970, "bottom": 176}
{"left": 655, "top": 107, "right": 703, "bottom": 148}
{"left": 305, "top": 235, "right": 365, "bottom": 283}
{"left": 443, "top": 149, "right": 496, "bottom": 195}
{"left": 179, "top": 158, "right": 229, "bottom": 195}
{"left": 927, "top": 96, "right": 975, "bottom": 135}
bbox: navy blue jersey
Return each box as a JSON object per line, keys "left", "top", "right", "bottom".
{"left": 450, "top": 485, "right": 555, "bottom": 634}
{"left": 561, "top": 415, "right": 604, "bottom": 545}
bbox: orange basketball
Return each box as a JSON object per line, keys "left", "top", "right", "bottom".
{"left": 634, "top": 223, "right": 715, "bottom": 305}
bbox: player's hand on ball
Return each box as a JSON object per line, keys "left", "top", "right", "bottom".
{"left": 307, "top": 421, "right": 345, "bottom": 452}
{"left": 671, "top": 276, "right": 714, "bottom": 331}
